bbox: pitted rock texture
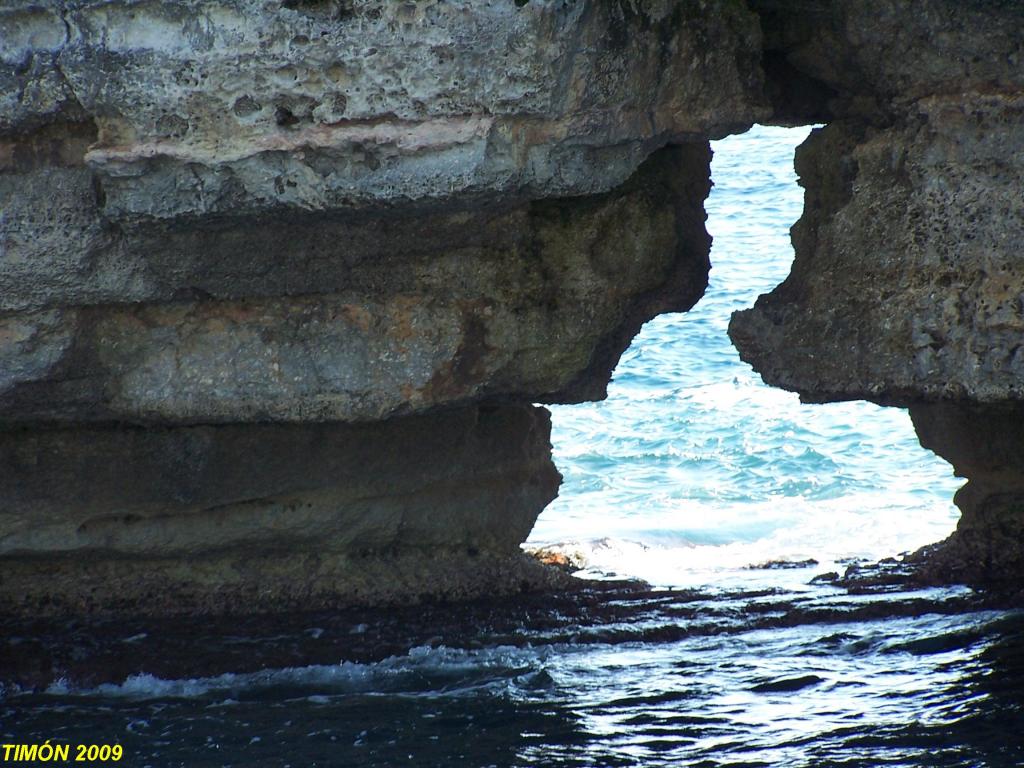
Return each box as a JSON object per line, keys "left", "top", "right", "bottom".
{"left": 2, "top": 0, "right": 766, "bottom": 221}
{"left": 0, "top": 0, "right": 755, "bottom": 614}
{"left": 3, "top": 0, "right": 1024, "bottom": 613}
{"left": 731, "top": 98, "right": 1024, "bottom": 406}
{"left": 1, "top": 144, "right": 711, "bottom": 425}
{"left": 733, "top": 0, "right": 1024, "bottom": 591}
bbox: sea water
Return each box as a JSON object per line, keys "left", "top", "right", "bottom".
{"left": 532, "top": 125, "right": 962, "bottom": 586}
{"left": 4, "top": 127, "right": 1023, "bottom": 767}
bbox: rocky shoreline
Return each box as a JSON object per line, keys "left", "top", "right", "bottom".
{"left": 2, "top": 0, "right": 1023, "bottom": 614}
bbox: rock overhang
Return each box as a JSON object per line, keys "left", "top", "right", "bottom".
{"left": 2, "top": 0, "right": 1024, "bottom": 613}
{"left": 3, "top": 0, "right": 769, "bottom": 220}
{"left": 2, "top": 0, "right": 762, "bottom": 614}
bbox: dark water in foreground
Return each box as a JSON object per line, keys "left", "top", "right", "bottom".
{"left": 3, "top": 582, "right": 1024, "bottom": 766}
{"left": 4, "top": 127, "right": 1024, "bottom": 765}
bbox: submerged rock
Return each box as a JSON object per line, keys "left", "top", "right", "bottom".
{"left": 746, "top": 558, "right": 819, "bottom": 571}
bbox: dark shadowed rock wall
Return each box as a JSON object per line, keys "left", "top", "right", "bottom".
{"left": 0, "top": 404, "right": 565, "bottom": 614}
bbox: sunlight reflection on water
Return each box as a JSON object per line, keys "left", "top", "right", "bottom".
{"left": 8, "top": 127, "right": 1014, "bottom": 768}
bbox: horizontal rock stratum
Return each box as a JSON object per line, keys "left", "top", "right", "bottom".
{"left": 1, "top": 0, "right": 1022, "bottom": 614}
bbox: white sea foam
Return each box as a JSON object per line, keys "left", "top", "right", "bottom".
{"left": 532, "top": 124, "right": 961, "bottom": 579}
{"left": 41, "top": 645, "right": 560, "bottom": 701}
{"left": 10, "top": 126, "right": 1009, "bottom": 768}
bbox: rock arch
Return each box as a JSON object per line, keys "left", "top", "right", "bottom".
{"left": 0, "top": 0, "right": 1021, "bottom": 613}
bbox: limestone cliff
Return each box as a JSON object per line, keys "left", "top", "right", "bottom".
{"left": 1, "top": 0, "right": 1021, "bottom": 614}
{"left": 1, "top": 0, "right": 762, "bottom": 614}
{"left": 730, "top": 0, "right": 1024, "bottom": 592}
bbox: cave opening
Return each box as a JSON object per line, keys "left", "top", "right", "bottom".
{"left": 529, "top": 125, "right": 961, "bottom": 587}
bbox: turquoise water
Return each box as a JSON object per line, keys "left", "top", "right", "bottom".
{"left": 532, "top": 125, "right": 962, "bottom": 583}
{"left": 5, "top": 127, "right": 1023, "bottom": 768}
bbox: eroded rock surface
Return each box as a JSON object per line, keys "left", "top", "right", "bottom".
{"left": 910, "top": 404, "right": 1024, "bottom": 594}
{"left": 732, "top": 98, "right": 1024, "bottom": 406}
{"left": 732, "top": 0, "right": 1024, "bottom": 591}
{"left": 2, "top": 0, "right": 1023, "bottom": 613}
{"left": 1, "top": 144, "right": 713, "bottom": 425}
{"left": 2, "top": 0, "right": 765, "bottom": 223}
{"left": 1, "top": 0, "right": 762, "bottom": 614}
{"left": 0, "top": 403, "right": 566, "bottom": 614}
